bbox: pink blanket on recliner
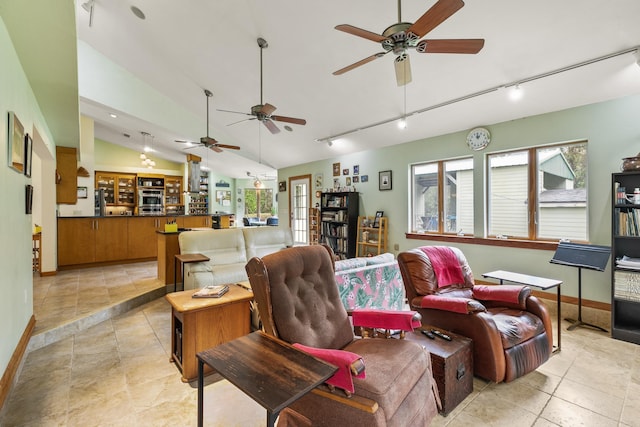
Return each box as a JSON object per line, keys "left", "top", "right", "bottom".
{"left": 420, "top": 247, "right": 465, "bottom": 288}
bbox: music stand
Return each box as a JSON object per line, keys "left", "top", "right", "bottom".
{"left": 550, "top": 242, "right": 610, "bottom": 332}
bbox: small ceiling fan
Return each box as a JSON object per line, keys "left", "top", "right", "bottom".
{"left": 333, "top": 0, "right": 484, "bottom": 86}
{"left": 175, "top": 89, "right": 240, "bottom": 153}
{"left": 217, "top": 37, "right": 307, "bottom": 134}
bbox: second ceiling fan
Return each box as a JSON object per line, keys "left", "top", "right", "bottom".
{"left": 334, "top": 0, "right": 485, "bottom": 86}
{"left": 218, "top": 37, "right": 307, "bottom": 134}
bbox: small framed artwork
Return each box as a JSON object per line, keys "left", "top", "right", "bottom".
{"left": 361, "top": 175, "right": 369, "bottom": 183}
{"left": 353, "top": 165, "right": 359, "bottom": 175}
{"left": 315, "top": 190, "right": 321, "bottom": 198}
{"left": 278, "top": 181, "right": 287, "bottom": 192}
{"left": 346, "top": 177, "right": 352, "bottom": 186}
{"left": 7, "top": 111, "right": 25, "bottom": 173}
{"left": 333, "top": 178, "right": 340, "bottom": 189}
{"left": 77, "top": 186, "right": 88, "bottom": 199}
{"left": 373, "top": 210, "right": 384, "bottom": 228}
{"left": 343, "top": 168, "right": 349, "bottom": 176}
{"left": 26, "top": 185, "right": 33, "bottom": 214}
{"left": 379, "top": 170, "right": 392, "bottom": 191}
{"left": 333, "top": 162, "right": 341, "bottom": 176}
{"left": 353, "top": 176, "right": 359, "bottom": 183}
{"left": 24, "top": 133, "right": 33, "bottom": 177}
{"left": 315, "top": 173, "right": 323, "bottom": 188}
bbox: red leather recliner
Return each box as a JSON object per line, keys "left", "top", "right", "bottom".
{"left": 398, "top": 246, "right": 552, "bottom": 383}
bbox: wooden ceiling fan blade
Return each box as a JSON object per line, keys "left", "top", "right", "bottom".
{"left": 335, "top": 24, "right": 386, "bottom": 43}
{"left": 227, "top": 117, "right": 256, "bottom": 127}
{"left": 407, "top": 0, "right": 464, "bottom": 39}
{"left": 175, "top": 139, "right": 194, "bottom": 144}
{"left": 217, "top": 108, "right": 253, "bottom": 116}
{"left": 215, "top": 144, "right": 241, "bottom": 150}
{"left": 333, "top": 52, "right": 388, "bottom": 76}
{"left": 395, "top": 54, "right": 412, "bottom": 86}
{"left": 271, "top": 115, "right": 306, "bottom": 125}
{"left": 417, "top": 39, "right": 484, "bottom": 54}
{"left": 209, "top": 145, "right": 223, "bottom": 153}
{"left": 263, "top": 119, "right": 280, "bottom": 134}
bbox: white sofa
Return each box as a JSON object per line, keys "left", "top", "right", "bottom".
{"left": 178, "top": 226, "right": 294, "bottom": 290}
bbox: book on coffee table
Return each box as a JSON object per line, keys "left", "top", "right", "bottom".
{"left": 193, "top": 284, "right": 229, "bottom": 298}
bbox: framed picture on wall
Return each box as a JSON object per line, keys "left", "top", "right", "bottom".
{"left": 278, "top": 181, "right": 286, "bottom": 192}
{"left": 333, "top": 162, "right": 340, "bottom": 176}
{"left": 24, "top": 133, "right": 33, "bottom": 177}
{"left": 7, "top": 111, "right": 25, "bottom": 173}
{"left": 379, "top": 170, "right": 392, "bottom": 191}
{"left": 315, "top": 173, "right": 323, "bottom": 188}
{"left": 361, "top": 175, "right": 368, "bottom": 183}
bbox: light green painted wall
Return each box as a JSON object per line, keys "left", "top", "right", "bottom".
{"left": 94, "top": 138, "right": 183, "bottom": 173}
{"left": 0, "top": 17, "right": 57, "bottom": 378}
{"left": 279, "top": 94, "right": 640, "bottom": 304}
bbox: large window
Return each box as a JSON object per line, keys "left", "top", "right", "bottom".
{"left": 244, "top": 188, "right": 273, "bottom": 219}
{"left": 411, "top": 158, "right": 474, "bottom": 234}
{"left": 487, "top": 141, "right": 587, "bottom": 241}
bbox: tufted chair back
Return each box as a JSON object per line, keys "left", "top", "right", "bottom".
{"left": 246, "top": 244, "right": 355, "bottom": 350}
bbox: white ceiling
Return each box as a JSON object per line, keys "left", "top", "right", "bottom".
{"left": 75, "top": 0, "right": 640, "bottom": 178}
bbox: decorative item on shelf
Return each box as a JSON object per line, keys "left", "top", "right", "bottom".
{"left": 622, "top": 152, "right": 640, "bottom": 171}
{"left": 77, "top": 166, "right": 90, "bottom": 177}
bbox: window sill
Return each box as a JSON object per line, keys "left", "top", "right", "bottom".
{"left": 405, "top": 233, "right": 559, "bottom": 251}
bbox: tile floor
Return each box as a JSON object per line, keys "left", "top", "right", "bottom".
{"left": 1, "top": 263, "right": 639, "bottom": 426}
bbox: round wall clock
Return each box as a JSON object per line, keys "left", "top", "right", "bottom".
{"left": 466, "top": 127, "right": 491, "bottom": 151}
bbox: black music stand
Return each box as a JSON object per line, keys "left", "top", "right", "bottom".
{"left": 550, "top": 242, "right": 610, "bottom": 332}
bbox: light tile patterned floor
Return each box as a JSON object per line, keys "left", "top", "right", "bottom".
{"left": 1, "top": 263, "right": 639, "bottom": 426}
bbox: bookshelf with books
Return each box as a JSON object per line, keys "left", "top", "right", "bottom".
{"left": 309, "top": 207, "right": 320, "bottom": 244}
{"left": 320, "top": 191, "right": 359, "bottom": 259}
{"left": 612, "top": 171, "right": 640, "bottom": 344}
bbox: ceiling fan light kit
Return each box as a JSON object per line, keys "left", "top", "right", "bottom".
{"left": 333, "top": 0, "right": 484, "bottom": 86}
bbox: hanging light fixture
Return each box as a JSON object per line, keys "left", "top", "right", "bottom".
{"left": 140, "top": 132, "right": 155, "bottom": 169}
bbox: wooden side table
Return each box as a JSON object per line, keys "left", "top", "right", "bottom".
{"left": 165, "top": 284, "right": 253, "bottom": 382}
{"left": 197, "top": 331, "right": 337, "bottom": 427}
{"left": 174, "top": 253, "right": 210, "bottom": 292}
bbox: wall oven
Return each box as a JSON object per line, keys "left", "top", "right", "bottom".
{"left": 138, "top": 188, "right": 164, "bottom": 215}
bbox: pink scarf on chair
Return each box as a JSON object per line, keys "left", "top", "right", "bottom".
{"left": 420, "top": 247, "right": 465, "bottom": 288}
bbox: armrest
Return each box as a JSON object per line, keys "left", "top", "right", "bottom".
{"left": 419, "top": 295, "right": 486, "bottom": 314}
{"left": 350, "top": 309, "right": 421, "bottom": 332}
{"left": 292, "top": 343, "right": 365, "bottom": 395}
{"left": 472, "top": 285, "right": 530, "bottom": 309}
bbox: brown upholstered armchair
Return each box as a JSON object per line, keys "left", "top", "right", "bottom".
{"left": 398, "top": 246, "right": 552, "bottom": 383}
{"left": 246, "top": 244, "right": 439, "bottom": 426}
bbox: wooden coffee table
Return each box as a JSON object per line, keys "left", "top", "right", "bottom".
{"left": 165, "top": 284, "right": 254, "bottom": 382}
{"left": 197, "top": 331, "right": 337, "bottom": 427}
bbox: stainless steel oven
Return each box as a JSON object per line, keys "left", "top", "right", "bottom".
{"left": 138, "top": 188, "right": 164, "bottom": 215}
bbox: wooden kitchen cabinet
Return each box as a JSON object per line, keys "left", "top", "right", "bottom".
{"left": 56, "top": 147, "right": 77, "bottom": 204}
{"left": 181, "top": 215, "right": 212, "bottom": 228}
{"left": 128, "top": 216, "right": 164, "bottom": 259}
{"left": 96, "top": 172, "right": 136, "bottom": 208}
{"left": 57, "top": 217, "right": 129, "bottom": 267}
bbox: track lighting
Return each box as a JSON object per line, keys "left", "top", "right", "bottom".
{"left": 509, "top": 84, "right": 524, "bottom": 101}
{"left": 397, "top": 117, "right": 407, "bottom": 129}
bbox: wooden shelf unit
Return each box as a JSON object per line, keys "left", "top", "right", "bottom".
{"left": 356, "top": 215, "right": 388, "bottom": 257}
{"left": 320, "top": 191, "right": 359, "bottom": 260}
{"left": 95, "top": 171, "right": 136, "bottom": 208}
{"left": 611, "top": 171, "right": 640, "bottom": 345}
{"left": 309, "top": 207, "right": 320, "bottom": 244}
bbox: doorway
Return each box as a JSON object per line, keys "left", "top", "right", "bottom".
{"left": 288, "top": 175, "right": 311, "bottom": 245}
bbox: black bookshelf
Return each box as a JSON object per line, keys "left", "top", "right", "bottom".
{"left": 320, "top": 191, "right": 359, "bottom": 260}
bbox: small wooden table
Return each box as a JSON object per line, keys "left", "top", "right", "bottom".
{"left": 482, "top": 270, "right": 563, "bottom": 353}
{"left": 165, "top": 285, "right": 253, "bottom": 382}
{"left": 196, "top": 331, "right": 337, "bottom": 427}
{"left": 174, "top": 253, "right": 210, "bottom": 292}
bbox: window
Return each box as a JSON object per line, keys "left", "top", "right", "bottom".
{"left": 411, "top": 158, "right": 474, "bottom": 234}
{"left": 244, "top": 188, "right": 273, "bottom": 219}
{"left": 487, "top": 141, "right": 587, "bottom": 241}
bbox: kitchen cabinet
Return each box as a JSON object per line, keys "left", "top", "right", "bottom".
{"left": 95, "top": 172, "right": 136, "bottom": 207}
{"left": 57, "top": 217, "right": 128, "bottom": 267}
{"left": 128, "top": 216, "right": 165, "bottom": 259}
{"left": 56, "top": 147, "right": 77, "bottom": 204}
{"left": 165, "top": 176, "right": 184, "bottom": 215}
{"left": 181, "top": 215, "right": 212, "bottom": 228}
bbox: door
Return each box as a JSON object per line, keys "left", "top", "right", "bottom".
{"left": 289, "top": 175, "right": 311, "bottom": 245}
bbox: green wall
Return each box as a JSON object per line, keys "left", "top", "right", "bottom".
{"left": 279, "top": 94, "right": 640, "bottom": 304}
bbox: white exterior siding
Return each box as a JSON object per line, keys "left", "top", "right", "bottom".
{"left": 456, "top": 169, "right": 474, "bottom": 234}
{"left": 539, "top": 206, "right": 587, "bottom": 240}
{"left": 489, "top": 165, "right": 529, "bottom": 237}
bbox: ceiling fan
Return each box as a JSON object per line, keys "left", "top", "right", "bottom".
{"left": 333, "top": 0, "right": 484, "bottom": 86}
{"left": 175, "top": 89, "right": 241, "bottom": 153}
{"left": 217, "top": 37, "right": 307, "bottom": 134}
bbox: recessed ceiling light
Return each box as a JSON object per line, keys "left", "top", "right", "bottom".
{"left": 109, "top": 113, "right": 117, "bottom": 118}
{"left": 131, "top": 5, "right": 145, "bottom": 20}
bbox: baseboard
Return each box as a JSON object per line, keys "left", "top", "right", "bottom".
{"left": 0, "top": 315, "right": 35, "bottom": 411}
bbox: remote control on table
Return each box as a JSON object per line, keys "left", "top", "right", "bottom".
{"left": 420, "top": 329, "right": 436, "bottom": 339}
{"left": 430, "top": 329, "right": 452, "bottom": 341}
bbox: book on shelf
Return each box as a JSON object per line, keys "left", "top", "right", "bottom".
{"left": 192, "top": 284, "right": 229, "bottom": 298}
